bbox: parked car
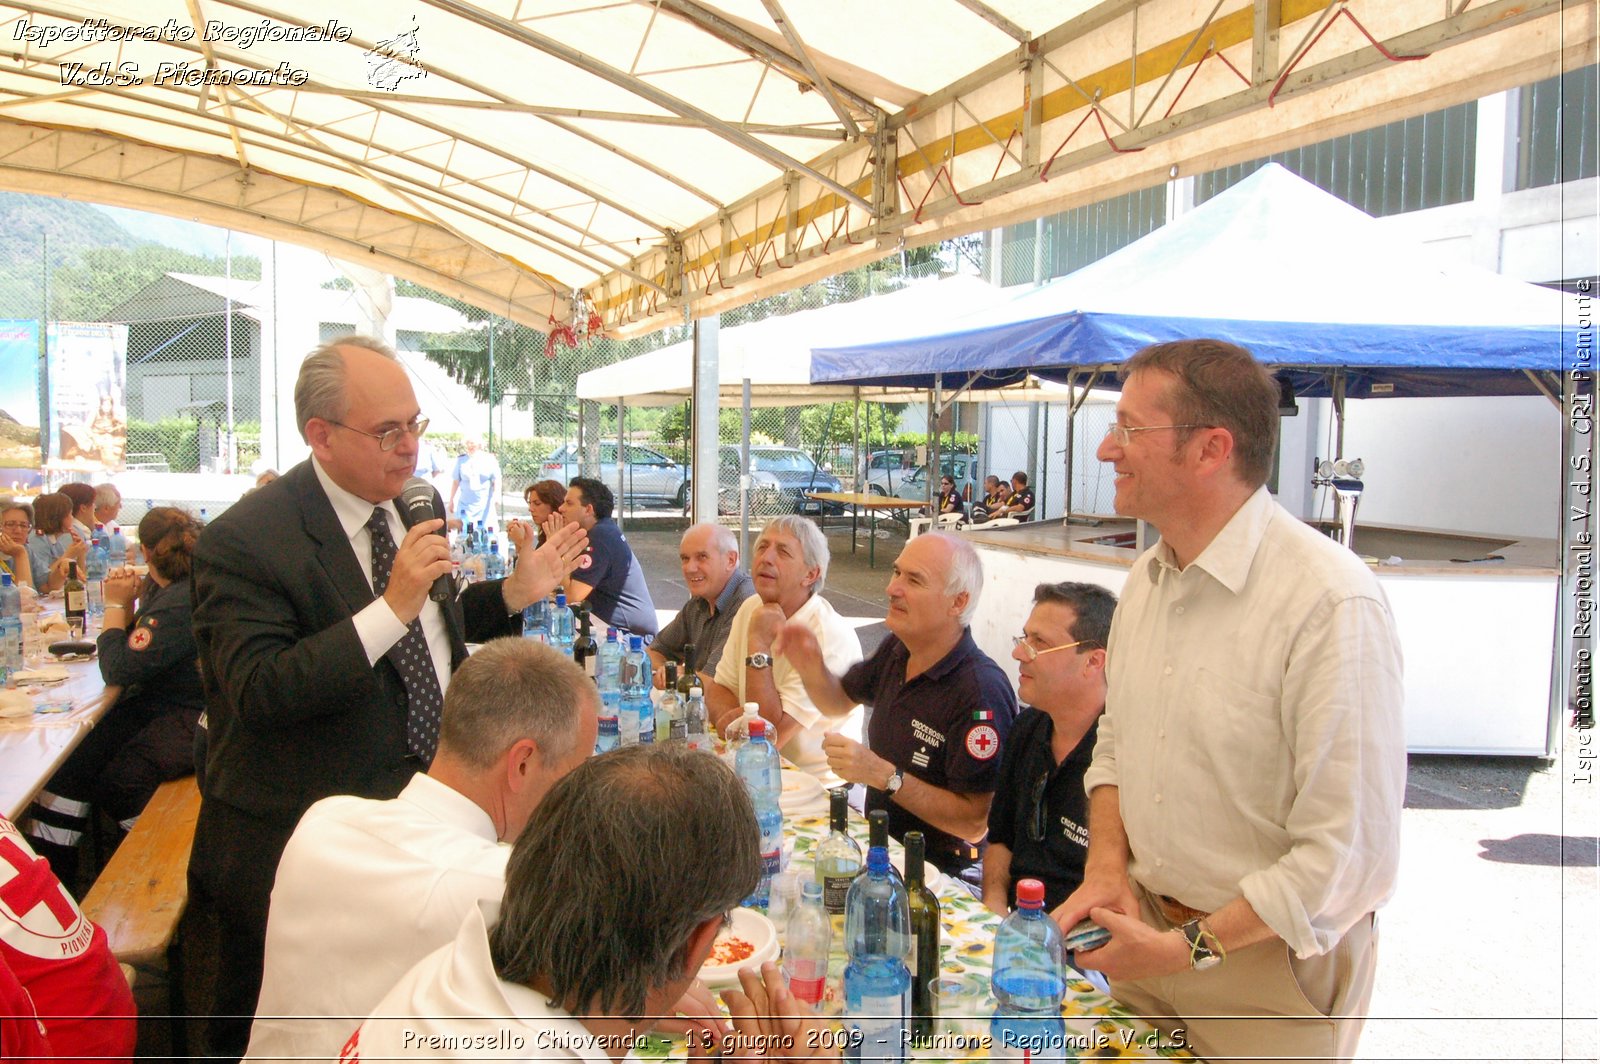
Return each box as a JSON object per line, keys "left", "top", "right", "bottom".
{"left": 865, "top": 450, "right": 979, "bottom": 505}
{"left": 681, "top": 445, "right": 845, "bottom": 516}
{"left": 538, "top": 441, "right": 687, "bottom": 508}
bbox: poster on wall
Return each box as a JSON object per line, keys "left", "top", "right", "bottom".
{"left": 0, "top": 320, "right": 42, "bottom": 490}
{"left": 46, "top": 322, "right": 128, "bottom": 474}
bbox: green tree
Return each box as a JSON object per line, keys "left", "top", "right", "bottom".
{"left": 50, "top": 246, "right": 260, "bottom": 320}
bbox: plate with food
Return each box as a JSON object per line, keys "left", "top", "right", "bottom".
{"left": 698, "top": 907, "right": 778, "bottom": 988}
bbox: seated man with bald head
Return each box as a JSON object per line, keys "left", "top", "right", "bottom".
{"left": 649, "top": 522, "right": 755, "bottom": 684}
{"left": 247, "top": 638, "right": 599, "bottom": 1064}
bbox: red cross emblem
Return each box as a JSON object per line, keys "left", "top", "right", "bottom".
{"left": 965, "top": 724, "right": 999, "bottom": 761}
{"left": 0, "top": 830, "right": 88, "bottom": 959}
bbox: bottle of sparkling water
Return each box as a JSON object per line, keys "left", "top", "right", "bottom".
{"left": 844, "top": 845, "right": 911, "bottom": 1063}
{"left": 551, "top": 592, "right": 575, "bottom": 657}
{"left": 725, "top": 702, "right": 761, "bottom": 762}
{"left": 85, "top": 526, "right": 108, "bottom": 620}
{"left": 683, "top": 684, "right": 712, "bottom": 753}
{"left": 621, "top": 634, "right": 654, "bottom": 744}
{"left": 521, "top": 598, "right": 551, "bottom": 644}
{"left": 597, "top": 629, "right": 622, "bottom": 746}
{"left": 736, "top": 718, "right": 783, "bottom": 910}
{"left": 990, "top": 878, "right": 1067, "bottom": 1063}
{"left": 0, "top": 573, "right": 22, "bottom": 686}
{"left": 485, "top": 540, "right": 505, "bottom": 580}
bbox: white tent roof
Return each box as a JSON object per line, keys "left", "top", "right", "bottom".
{"left": 0, "top": 2, "right": 1566, "bottom": 338}
{"left": 576, "top": 274, "right": 1018, "bottom": 405}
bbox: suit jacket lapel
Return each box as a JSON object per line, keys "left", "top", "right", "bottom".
{"left": 290, "top": 461, "right": 375, "bottom": 618}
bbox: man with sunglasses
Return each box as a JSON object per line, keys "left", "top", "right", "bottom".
{"left": 981, "top": 582, "right": 1116, "bottom": 916}
{"left": 1054, "top": 339, "right": 1404, "bottom": 1063}
{"left": 189, "top": 337, "right": 589, "bottom": 1062}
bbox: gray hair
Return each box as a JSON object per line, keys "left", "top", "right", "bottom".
{"left": 293, "top": 334, "right": 397, "bottom": 440}
{"left": 439, "top": 638, "right": 595, "bottom": 770}
{"left": 760, "top": 514, "right": 830, "bottom": 593}
{"left": 93, "top": 484, "right": 121, "bottom": 508}
{"left": 683, "top": 521, "right": 738, "bottom": 558}
{"left": 490, "top": 745, "right": 759, "bottom": 1018}
{"left": 925, "top": 531, "right": 984, "bottom": 625}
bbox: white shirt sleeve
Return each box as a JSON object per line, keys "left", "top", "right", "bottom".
{"left": 353, "top": 597, "right": 410, "bottom": 668}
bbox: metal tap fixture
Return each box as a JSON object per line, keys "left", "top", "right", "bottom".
{"left": 1313, "top": 457, "right": 1366, "bottom": 550}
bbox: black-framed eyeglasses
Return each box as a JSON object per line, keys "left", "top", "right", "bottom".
{"left": 1028, "top": 770, "right": 1052, "bottom": 842}
{"left": 328, "top": 416, "right": 429, "bottom": 451}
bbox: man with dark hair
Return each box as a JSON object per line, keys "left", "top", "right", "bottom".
{"left": 189, "top": 337, "right": 590, "bottom": 1061}
{"left": 247, "top": 639, "right": 599, "bottom": 1064}
{"left": 560, "top": 476, "right": 658, "bottom": 636}
{"left": 1055, "top": 338, "right": 1404, "bottom": 1062}
{"left": 993, "top": 470, "right": 1035, "bottom": 521}
{"left": 342, "top": 745, "right": 836, "bottom": 1062}
{"left": 983, "top": 582, "right": 1116, "bottom": 915}
{"left": 971, "top": 474, "right": 1011, "bottom": 523}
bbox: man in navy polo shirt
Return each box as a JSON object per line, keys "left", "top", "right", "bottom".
{"left": 560, "top": 477, "right": 658, "bottom": 636}
{"left": 778, "top": 532, "right": 1016, "bottom": 879}
{"left": 982, "top": 581, "right": 1115, "bottom": 915}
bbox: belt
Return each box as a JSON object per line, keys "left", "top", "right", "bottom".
{"left": 1154, "top": 893, "right": 1209, "bottom": 925}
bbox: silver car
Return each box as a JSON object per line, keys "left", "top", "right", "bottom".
{"left": 538, "top": 441, "right": 688, "bottom": 508}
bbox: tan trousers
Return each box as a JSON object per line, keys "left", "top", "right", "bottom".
{"left": 1109, "top": 888, "right": 1378, "bottom": 1063}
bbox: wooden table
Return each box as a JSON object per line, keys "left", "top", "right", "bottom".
{"left": 806, "top": 491, "right": 923, "bottom": 567}
{"left": 0, "top": 657, "right": 111, "bottom": 821}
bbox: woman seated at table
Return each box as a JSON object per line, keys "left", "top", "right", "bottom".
{"left": 1, "top": 501, "right": 37, "bottom": 588}
{"left": 24, "top": 492, "right": 87, "bottom": 593}
{"left": 20, "top": 507, "right": 205, "bottom": 884}
{"left": 523, "top": 478, "right": 565, "bottom": 546}
{"left": 935, "top": 475, "right": 966, "bottom": 520}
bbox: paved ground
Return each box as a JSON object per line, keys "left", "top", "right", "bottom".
{"left": 626, "top": 519, "right": 1599, "bottom": 1062}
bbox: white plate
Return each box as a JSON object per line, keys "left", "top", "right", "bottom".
{"left": 778, "top": 769, "right": 827, "bottom": 815}
{"left": 698, "top": 907, "right": 778, "bottom": 988}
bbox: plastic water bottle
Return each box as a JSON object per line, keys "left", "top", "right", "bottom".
{"left": 521, "top": 598, "right": 551, "bottom": 644}
{"left": 85, "top": 526, "right": 108, "bottom": 620}
{"left": 843, "top": 845, "right": 912, "bottom": 1063}
{"left": 658, "top": 662, "right": 683, "bottom": 742}
{"left": 594, "top": 712, "right": 620, "bottom": 755}
{"left": 596, "top": 629, "right": 623, "bottom": 745}
{"left": 621, "top": 634, "right": 654, "bottom": 744}
{"left": 736, "top": 718, "right": 783, "bottom": 910}
{"left": 0, "top": 573, "right": 22, "bottom": 686}
{"left": 784, "top": 879, "right": 832, "bottom": 1013}
{"left": 725, "top": 702, "right": 761, "bottom": 763}
{"left": 683, "top": 684, "right": 712, "bottom": 753}
{"left": 484, "top": 540, "right": 505, "bottom": 580}
{"left": 108, "top": 526, "right": 126, "bottom": 568}
{"left": 551, "top": 593, "right": 574, "bottom": 657}
{"left": 990, "top": 878, "right": 1067, "bottom": 1063}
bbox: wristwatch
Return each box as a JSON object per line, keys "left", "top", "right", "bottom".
{"left": 745, "top": 652, "right": 773, "bottom": 669}
{"left": 1179, "top": 919, "right": 1222, "bottom": 970}
{"left": 884, "top": 769, "right": 905, "bottom": 795}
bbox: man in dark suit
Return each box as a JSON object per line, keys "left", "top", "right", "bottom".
{"left": 188, "top": 337, "right": 586, "bottom": 1060}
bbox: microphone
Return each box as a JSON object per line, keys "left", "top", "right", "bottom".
{"left": 399, "top": 476, "right": 456, "bottom": 603}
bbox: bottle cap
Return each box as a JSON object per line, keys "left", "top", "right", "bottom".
{"left": 801, "top": 879, "right": 823, "bottom": 901}
{"left": 689, "top": 686, "right": 703, "bottom": 697}
{"left": 866, "top": 846, "right": 890, "bottom": 872}
{"left": 607, "top": 628, "right": 618, "bottom": 640}
{"left": 629, "top": 634, "right": 644, "bottom": 650}
{"left": 748, "top": 718, "right": 766, "bottom": 738}
{"left": 1016, "top": 878, "right": 1046, "bottom": 906}
{"left": 743, "top": 702, "right": 759, "bottom": 717}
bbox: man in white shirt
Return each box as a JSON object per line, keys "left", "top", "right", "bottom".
{"left": 341, "top": 745, "right": 835, "bottom": 1063}
{"left": 246, "top": 638, "right": 598, "bottom": 1064}
{"left": 707, "top": 516, "right": 861, "bottom": 785}
{"left": 1054, "top": 339, "right": 1405, "bottom": 1063}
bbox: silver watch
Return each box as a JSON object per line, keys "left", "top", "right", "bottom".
{"left": 884, "top": 770, "right": 905, "bottom": 795}
{"left": 745, "top": 652, "right": 773, "bottom": 669}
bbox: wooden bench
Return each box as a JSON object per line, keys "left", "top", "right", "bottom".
{"left": 83, "top": 776, "right": 201, "bottom": 1055}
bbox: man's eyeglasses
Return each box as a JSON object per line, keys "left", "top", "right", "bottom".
{"left": 328, "top": 416, "right": 429, "bottom": 451}
{"left": 1011, "top": 635, "right": 1092, "bottom": 663}
{"left": 1104, "top": 422, "right": 1207, "bottom": 446}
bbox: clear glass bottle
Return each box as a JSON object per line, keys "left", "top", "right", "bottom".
{"left": 815, "top": 786, "right": 864, "bottom": 915}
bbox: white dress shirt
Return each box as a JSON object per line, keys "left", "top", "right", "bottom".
{"left": 1084, "top": 486, "right": 1406, "bottom": 958}
{"left": 246, "top": 774, "right": 508, "bottom": 1064}
{"left": 311, "top": 457, "right": 453, "bottom": 695}
{"left": 342, "top": 902, "right": 628, "bottom": 1064}
{"left": 713, "top": 592, "right": 862, "bottom": 785}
